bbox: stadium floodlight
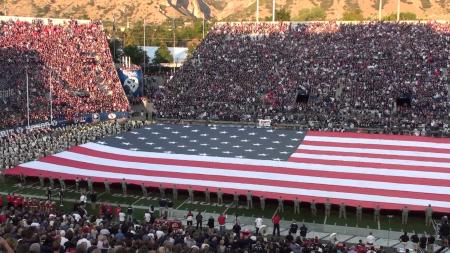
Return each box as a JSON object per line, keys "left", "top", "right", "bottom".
{"left": 256, "top": 0, "right": 259, "bottom": 22}
{"left": 378, "top": 0, "right": 382, "bottom": 21}
{"left": 272, "top": 0, "right": 275, "bottom": 22}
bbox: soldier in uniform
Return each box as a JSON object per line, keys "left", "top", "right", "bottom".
{"left": 356, "top": 205, "right": 363, "bottom": 222}
{"left": 339, "top": 202, "right": 346, "bottom": 219}
{"left": 217, "top": 188, "right": 223, "bottom": 205}
{"left": 425, "top": 204, "right": 433, "bottom": 226}
{"left": 205, "top": 188, "right": 210, "bottom": 203}
{"left": 159, "top": 184, "right": 165, "bottom": 198}
{"left": 58, "top": 188, "right": 64, "bottom": 206}
{"left": 278, "top": 196, "right": 284, "bottom": 213}
{"left": 311, "top": 199, "right": 317, "bottom": 216}
{"left": 233, "top": 192, "right": 239, "bottom": 207}
{"left": 173, "top": 184, "right": 178, "bottom": 201}
{"left": 188, "top": 186, "right": 194, "bottom": 203}
{"left": 324, "top": 198, "right": 331, "bottom": 218}
{"left": 260, "top": 195, "right": 265, "bottom": 210}
{"left": 246, "top": 190, "right": 253, "bottom": 209}
{"left": 402, "top": 206, "right": 409, "bottom": 225}
{"left": 374, "top": 205, "right": 380, "bottom": 222}
{"left": 294, "top": 197, "right": 300, "bottom": 215}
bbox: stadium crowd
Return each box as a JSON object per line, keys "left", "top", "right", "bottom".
{"left": 0, "top": 120, "right": 145, "bottom": 170}
{"left": 0, "top": 193, "right": 397, "bottom": 253}
{"left": 154, "top": 22, "right": 450, "bottom": 135}
{"left": 0, "top": 19, "right": 129, "bottom": 130}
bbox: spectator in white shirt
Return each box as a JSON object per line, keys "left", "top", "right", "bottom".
{"left": 255, "top": 217, "right": 263, "bottom": 235}
{"left": 366, "top": 232, "right": 376, "bottom": 246}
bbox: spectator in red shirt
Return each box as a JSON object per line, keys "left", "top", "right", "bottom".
{"left": 218, "top": 213, "right": 226, "bottom": 236}
{"left": 114, "top": 205, "right": 121, "bottom": 221}
{"left": 272, "top": 213, "right": 281, "bottom": 236}
{"left": 6, "top": 194, "right": 13, "bottom": 207}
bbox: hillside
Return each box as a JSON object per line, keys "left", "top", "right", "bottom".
{"left": 1, "top": 0, "right": 449, "bottom": 25}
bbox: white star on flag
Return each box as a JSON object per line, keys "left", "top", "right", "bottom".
{"left": 278, "top": 134, "right": 286, "bottom": 137}
{"left": 248, "top": 132, "right": 256, "bottom": 135}
{"left": 235, "top": 155, "right": 244, "bottom": 158}
{"left": 164, "top": 151, "right": 173, "bottom": 154}
{"left": 97, "top": 141, "right": 106, "bottom": 145}
{"left": 258, "top": 154, "right": 267, "bottom": 156}
{"left": 273, "top": 158, "right": 281, "bottom": 161}
{"left": 220, "top": 142, "right": 229, "bottom": 144}
{"left": 191, "top": 129, "right": 199, "bottom": 132}
{"left": 151, "top": 132, "right": 159, "bottom": 135}
{"left": 230, "top": 135, "right": 238, "bottom": 138}
{"left": 169, "top": 142, "right": 177, "bottom": 144}
{"left": 180, "top": 136, "right": 188, "bottom": 139}
{"left": 172, "top": 131, "right": 180, "bottom": 134}
{"left": 266, "top": 129, "right": 274, "bottom": 132}
{"left": 252, "top": 143, "right": 261, "bottom": 146}
{"left": 244, "top": 149, "right": 254, "bottom": 152}
{"left": 200, "top": 143, "right": 209, "bottom": 146}
{"left": 115, "top": 136, "right": 124, "bottom": 139}
{"left": 211, "top": 147, "right": 219, "bottom": 150}
{"left": 182, "top": 125, "right": 191, "bottom": 128}
{"left": 122, "top": 142, "right": 131, "bottom": 146}
{"left": 178, "top": 145, "right": 186, "bottom": 148}
{"left": 220, "top": 131, "right": 228, "bottom": 134}
{"left": 232, "top": 145, "right": 241, "bottom": 148}
{"left": 260, "top": 137, "right": 268, "bottom": 140}
{"left": 280, "top": 151, "right": 288, "bottom": 154}
{"left": 238, "top": 128, "right": 246, "bottom": 131}
{"left": 144, "top": 127, "right": 151, "bottom": 130}
{"left": 137, "top": 137, "right": 147, "bottom": 140}
{"left": 164, "top": 127, "right": 172, "bottom": 130}
{"left": 272, "top": 141, "right": 280, "bottom": 144}
{"left": 130, "top": 132, "right": 139, "bottom": 135}
{"left": 241, "top": 139, "right": 249, "bottom": 142}
{"left": 210, "top": 138, "right": 218, "bottom": 141}
{"left": 160, "top": 137, "right": 168, "bottom": 140}
{"left": 200, "top": 134, "right": 209, "bottom": 136}
{"left": 222, "top": 151, "right": 232, "bottom": 154}
{"left": 190, "top": 140, "right": 198, "bottom": 143}
{"left": 286, "top": 145, "right": 294, "bottom": 148}
{"left": 199, "top": 153, "right": 208, "bottom": 156}
{"left": 145, "top": 142, "right": 154, "bottom": 145}
{"left": 291, "top": 138, "right": 299, "bottom": 141}
{"left": 187, "top": 149, "right": 196, "bottom": 152}
{"left": 266, "top": 147, "right": 274, "bottom": 150}
{"left": 154, "top": 147, "right": 163, "bottom": 150}
{"left": 130, "top": 148, "right": 138, "bottom": 151}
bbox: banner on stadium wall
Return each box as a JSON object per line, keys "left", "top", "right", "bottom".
{"left": 117, "top": 68, "right": 144, "bottom": 97}
{"left": 257, "top": 119, "right": 272, "bottom": 128}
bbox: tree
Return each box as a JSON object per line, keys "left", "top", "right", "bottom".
{"left": 108, "top": 38, "right": 122, "bottom": 63}
{"left": 187, "top": 43, "right": 198, "bottom": 58}
{"left": 153, "top": 43, "right": 173, "bottom": 64}
{"left": 123, "top": 45, "right": 148, "bottom": 65}
{"left": 342, "top": 10, "right": 364, "bottom": 21}
{"left": 383, "top": 12, "right": 417, "bottom": 21}
{"left": 297, "top": 7, "right": 326, "bottom": 21}
{"left": 264, "top": 8, "right": 291, "bottom": 21}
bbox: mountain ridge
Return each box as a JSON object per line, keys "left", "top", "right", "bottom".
{"left": 2, "top": 0, "right": 449, "bottom": 25}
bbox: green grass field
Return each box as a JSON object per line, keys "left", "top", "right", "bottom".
{"left": 0, "top": 177, "right": 435, "bottom": 234}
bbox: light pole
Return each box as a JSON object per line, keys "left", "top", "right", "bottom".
{"left": 143, "top": 18, "right": 146, "bottom": 74}
{"left": 172, "top": 18, "right": 176, "bottom": 73}
{"left": 396, "top": 0, "right": 400, "bottom": 21}
{"left": 272, "top": 0, "right": 276, "bottom": 22}
{"left": 378, "top": 0, "right": 382, "bottom": 21}
{"left": 256, "top": 0, "right": 259, "bottom": 22}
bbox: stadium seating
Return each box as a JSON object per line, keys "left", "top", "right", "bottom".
{"left": 154, "top": 22, "right": 450, "bottom": 135}
{"left": 0, "top": 20, "right": 129, "bottom": 130}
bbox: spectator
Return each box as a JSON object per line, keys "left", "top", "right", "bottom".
{"left": 272, "top": 213, "right": 281, "bottom": 236}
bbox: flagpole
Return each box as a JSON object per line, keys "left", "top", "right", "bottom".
{"left": 49, "top": 70, "right": 53, "bottom": 122}
{"left": 143, "top": 18, "right": 146, "bottom": 74}
{"left": 378, "top": 0, "right": 382, "bottom": 21}
{"left": 256, "top": 0, "right": 260, "bottom": 22}
{"left": 26, "top": 68, "right": 30, "bottom": 127}
{"left": 272, "top": 0, "right": 275, "bottom": 22}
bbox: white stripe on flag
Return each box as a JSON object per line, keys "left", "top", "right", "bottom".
{"left": 297, "top": 145, "right": 450, "bottom": 159}
{"left": 290, "top": 153, "right": 450, "bottom": 169}
{"left": 304, "top": 136, "right": 450, "bottom": 149}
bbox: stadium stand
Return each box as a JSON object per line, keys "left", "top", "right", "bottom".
{"left": 154, "top": 22, "right": 450, "bottom": 135}
{"left": 0, "top": 19, "right": 129, "bottom": 130}
{"left": 0, "top": 120, "right": 145, "bottom": 170}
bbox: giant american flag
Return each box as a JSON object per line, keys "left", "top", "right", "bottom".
{"left": 5, "top": 124, "right": 450, "bottom": 212}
